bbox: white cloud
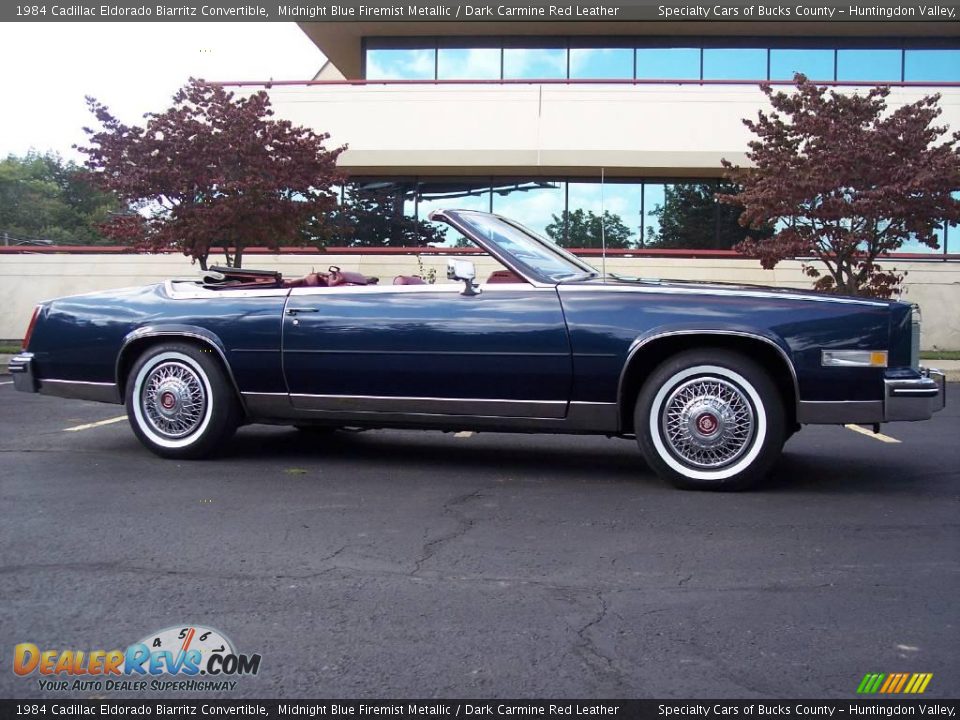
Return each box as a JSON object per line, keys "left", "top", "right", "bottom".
{"left": 0, "top": 22, "right": 325, "bottom": 161}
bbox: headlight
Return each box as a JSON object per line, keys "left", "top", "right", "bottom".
{"left": 911, "top": 305, "right": 922, "bottom": 369}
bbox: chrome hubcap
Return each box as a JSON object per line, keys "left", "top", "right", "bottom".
{"left": 661, "top": 377, "right": 755, "bottom": 468}
{"left": 141, "top": 361, "right": 207, "bottom": 439}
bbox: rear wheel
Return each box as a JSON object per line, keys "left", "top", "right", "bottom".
{"left": 635, "top": 350, "right": 786, "bottom": 491}
{"left": 125, "top": 342, "right": 241, "bottom": 459}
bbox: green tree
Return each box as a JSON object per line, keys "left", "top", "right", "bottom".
{"left": 645, "top": 182, "right": 766, "bottom": 250}
{"left": 311, "top": 184, "right": 445, "bottom": 247}
{"left": 78, "top": 78, "right": 344, "bottom": 268}
{"left": 720, "top": 75, "right": 960, "bottom": 297}
{"left": 0, "top": 151, "right": 121, "bottom": 245}
{"left": 545, "top": 208, "right": 633, "bottom": 248}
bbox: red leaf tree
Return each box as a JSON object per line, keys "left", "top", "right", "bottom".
{"left": 718, "top": 75, "right": 960, "bottom": 298}
{"left": 77, "top": 78, "right": 345, "bottom": 268}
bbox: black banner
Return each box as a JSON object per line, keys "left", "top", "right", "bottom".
{"left": 2, "top": 700, "right": 960, "bottom": 720}
{"left": 3, "top": 0, "right": 959, "bottom": 22}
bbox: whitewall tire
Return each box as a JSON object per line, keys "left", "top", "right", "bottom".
{"left": 635, "top": 350, "right": 786, "bottom": 491}
{"left": 125, "top": 342, "right": 241, "bottom": 459}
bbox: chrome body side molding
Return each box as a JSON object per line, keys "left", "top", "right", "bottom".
{"left": 242, "top": 393, "right": 619, "bottom": 434}
{"left": 39, "top": 379, "right": 121, "bottom": 404}
{"left": 290, "top": 393, "right": 567, "bottom": 419}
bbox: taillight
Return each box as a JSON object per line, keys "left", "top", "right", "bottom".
{"left": 22, "top": 305, "right": 41, "bottom": 351}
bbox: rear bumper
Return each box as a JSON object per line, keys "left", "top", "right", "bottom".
{"left": 7, "top": 352, "right": 120, "bottom": 403}
{"left": 7, "top": 352, "right": 37, "bottom": 393}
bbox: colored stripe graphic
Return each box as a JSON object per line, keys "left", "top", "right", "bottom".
{"left": 858, "top": 673, "right": 932, "bottom": 694}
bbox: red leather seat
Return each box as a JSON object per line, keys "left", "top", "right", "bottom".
{"left": 487, "top": 269, "right": 524, "bottom": 284}
{"left": 393, "top": 275, "right": 427, "bottom": 285}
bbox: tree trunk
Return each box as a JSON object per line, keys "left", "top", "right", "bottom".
{"left": 234, "top": 246, "right": 243, "bottom": 269}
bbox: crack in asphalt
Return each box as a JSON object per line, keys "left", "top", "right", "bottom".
{"left": 0, "top": 560, "right": 885, "bottom": 597}
{"left": 412, "top": 488, "right": 484, "bottom": 576}
{"left": 573, "top": 591, "right": 633, "bottom": 693}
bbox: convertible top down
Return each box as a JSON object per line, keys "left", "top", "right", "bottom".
{"left": 8, "top": 209, "right": 946, "bottom": 490}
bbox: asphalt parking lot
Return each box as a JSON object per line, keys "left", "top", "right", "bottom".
{"left": 1, "top": 381, "right": 958, "bottom": 700}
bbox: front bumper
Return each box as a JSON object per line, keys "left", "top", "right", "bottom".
{"left": 796, "top": 366, "right": 946, "bottom": 425}
{"left": 884, "top": 366, "right": 946, "bottom": 421}
{"left": 7, "top": 352, "right": 37, "bottom": 393}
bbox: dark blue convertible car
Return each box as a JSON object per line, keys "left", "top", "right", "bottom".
{"left": 8, "top": 210, "right": 946, "bottom": 490}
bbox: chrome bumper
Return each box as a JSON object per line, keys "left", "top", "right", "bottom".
{"left": 7, "top": 352, "right": 37, "bottom": 393}
{"left": 796, "top": 367, "right": 946, "bottom": 425}
{"left": 883, "top": 367, "right": 946, "bottom": 422}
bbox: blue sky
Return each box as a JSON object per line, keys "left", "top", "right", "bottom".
{"left": 0, "top": 22, "right": 325, "bottom": 161}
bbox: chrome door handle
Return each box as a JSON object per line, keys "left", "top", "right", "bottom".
{"left": 286, "top": 307, "right": 319, "bottom": 316}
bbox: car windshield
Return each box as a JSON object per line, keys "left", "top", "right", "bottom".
{"left": 451, "top": 210, "right": 599, "bottom": 283}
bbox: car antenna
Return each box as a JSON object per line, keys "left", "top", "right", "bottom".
{"left": 600, "top": 167, "right": 607, "bottom": 284}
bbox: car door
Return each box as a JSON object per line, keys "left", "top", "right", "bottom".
{"left": 281, "top": 282, "right": 572, "bottom": 418}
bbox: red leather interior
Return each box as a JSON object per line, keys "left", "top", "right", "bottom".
{"left": 284, "top": 266, "right": 379, "bottom": 288}
{"left": 487, "top": 269, "right": 524, "bottom": 284}
{"left": 393, "top": 275, "right": 427, "bottom": 285}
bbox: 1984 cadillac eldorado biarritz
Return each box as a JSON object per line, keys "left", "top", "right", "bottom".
{"left": 8, "top": 210, "right": 946, "bottom": 490}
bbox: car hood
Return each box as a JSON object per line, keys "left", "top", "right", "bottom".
{"left": 573, "top": 275, "right": 900, "bottom": 308}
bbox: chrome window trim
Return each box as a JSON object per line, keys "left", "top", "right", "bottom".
{"left": 287, "top": 282, "right": 550, "bottom": 297}
{"left": 165, "top": 280, "right": 291, "bottom": 300}
{"left": 559, "top": 283, "right": 890, "bottom": 307}
{"left": 428, "top": 209, "right": 559, "bottom": 289}
{"left": 617, "top": 329, "right": 801, "bottom": 412}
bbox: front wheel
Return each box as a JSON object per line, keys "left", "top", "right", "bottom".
{"left": 125, "top": 342, "right": 241, "bottom": 459}
{"left": 635, "top": 350, "right": 786, "bottom": 491}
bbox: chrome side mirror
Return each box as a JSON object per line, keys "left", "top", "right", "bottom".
{"left": 447, "top": 259, "right": 480, "bottom": 296}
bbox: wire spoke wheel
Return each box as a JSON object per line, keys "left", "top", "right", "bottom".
{"left": 660, "top": 376, "right": 756, "bottom": 469}
{"left": 140, "top": 360, "right": 208, "bottom": 440}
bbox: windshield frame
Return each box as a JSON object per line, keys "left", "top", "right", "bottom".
{"left": 431, "top": 209, "right": 599, "bottom": 286}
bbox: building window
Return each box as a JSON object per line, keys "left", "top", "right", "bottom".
{"left": 438, "top": 48, "right": 501, "bottom": 80}
{"left": 568, "top": 48, "right": 633, "bottom": 79}
{"left": 836, "top": 49, "right": 902, "bottom": 82}
{"left": 501, "top": 48, "right": 567, "bottom": 79}
{"left": 904, "top": 49, "right": 960, "bottom": 82}
{"left": 702, "top": 48, "right": 767, "bottom": 81}
{"left": 490, "top": 180, "right": 565, "bottom": 238}
{"left": 769, "top": 48, "right": 834, "bottom": 81}
{"left": 366, "top": 48, "right": 435, "bottom": 80}
{"left": 635, "top": 47, "right": 701, "bottom": 80}
{"left": 562, "top": 182, "right": 642, "bottom": 248}
{"left": 415, "top": 180, "right": 492, "bottom": 245}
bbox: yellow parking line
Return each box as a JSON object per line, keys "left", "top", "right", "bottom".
{"left": 844, "top": 424, "right": 901, "bottom": 444}
{"left": 454, "top": 431, "right": 474, "bottom": 438}
{"left": 64, "top": 416, "right": 127, "bottom": 432}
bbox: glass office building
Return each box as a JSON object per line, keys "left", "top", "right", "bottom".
{"left": 278, "top": 24, "right": 959, "bottom": 255}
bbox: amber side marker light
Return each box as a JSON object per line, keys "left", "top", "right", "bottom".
{"left": 22, "top": 305, "right": 41, "bottom": 351}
